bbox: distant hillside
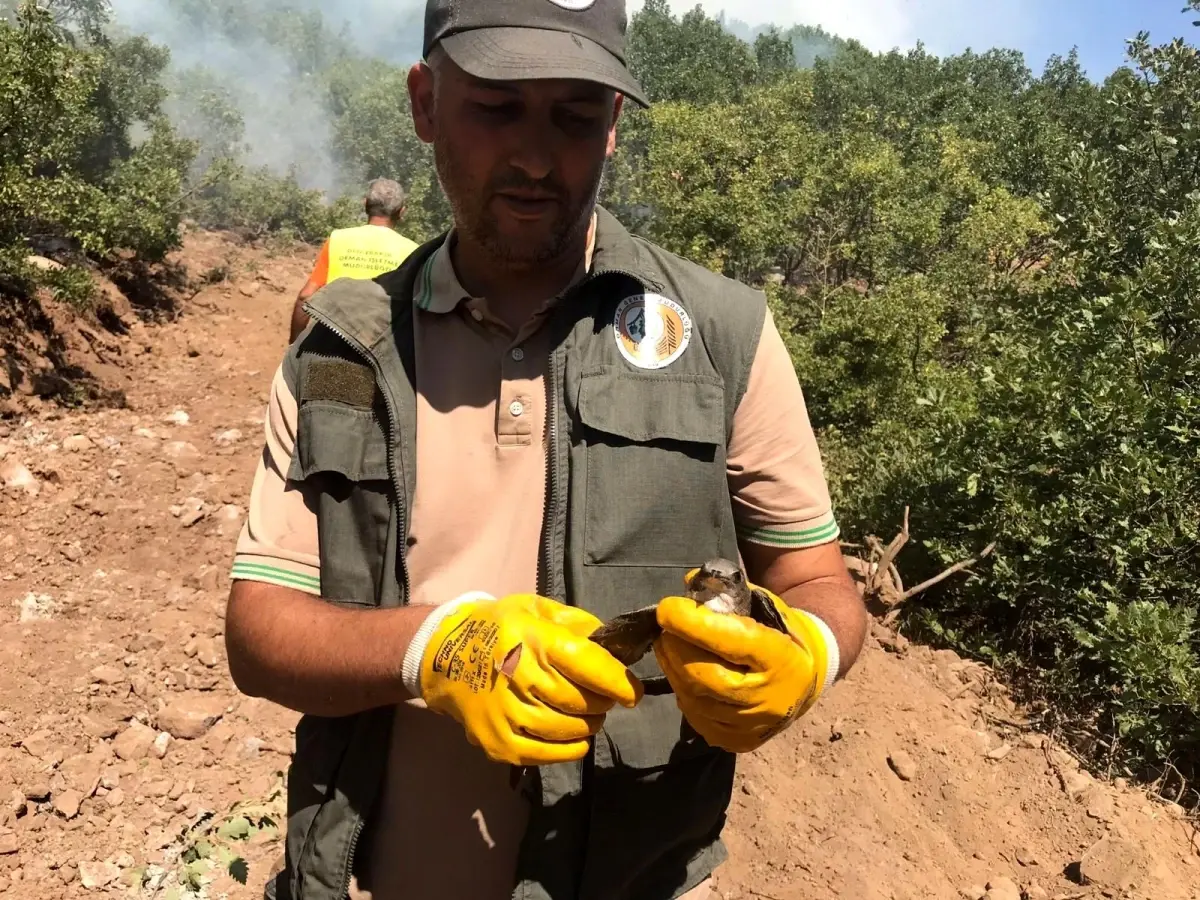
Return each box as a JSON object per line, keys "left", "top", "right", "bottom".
{"left": 720, "top": 15, "right": 857, "bottom": 67}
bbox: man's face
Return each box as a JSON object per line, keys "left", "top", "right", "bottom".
{"left": 409, "top": 53, "right": 622, "bottom": 267}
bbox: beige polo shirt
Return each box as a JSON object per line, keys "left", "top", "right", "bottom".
{"left": 232, "top": 216, "right": 840, "bottom": 900}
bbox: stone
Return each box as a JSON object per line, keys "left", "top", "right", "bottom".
{"left": 194, "top": 638, "right": 219, "bottom": 668}
{"left": 52, "top": 789, "right": 83, "bottom": 819}
{"left": 982, "top": 876, "right": 1021, "bottom": 900}
{"left": 78, "top": 860, "right": 120, "bottom": 890}
{"left": 59, "top": 753, "right": 103, "bottom": 797}
{"left": 104, "top": 788, "right": 125, "bottom": 809}
{"left": 151, "top": 732, "right": 171, "bottom": 760}
{"left": 1079, "top": 835, "right": 1143, "bottom": 889}
{"left": 214, "top": 429, "right": 242, "bottom": 446}
{"left": 959, "top": 887, "right": 986, "bottom": 900}
{"left": 985, "top": 743, "right": 1013, "bottom": 761}
{"left": 238, "top": 283, "right": 260, "bottom": 298}
{"left": 62, "top": 435, "right": 93, "bottom": 453}
{"left": 14, "top": 592, "right": 56, "bottom": 622}
{"left": 79, "top": 715, "right": 117, "bottom": 740}
{"left": 24, "top": 784, "right": 50, "bottom": 802}
{"left": 1086, "top": 790, "right": 1116, "bottom": 822}
{"left": 887, "top": 749, "right": 917, "bottom": 782}
{"left": 89, "top": 665, "right": 125, "bottom": 686}
{"left": 1064, "top": 770, "right": 1093, "bottom": 801}
{"left": 21, "top": 729, "right": 55, "bottom": 758}
{"left": 112, "top": 722, "right": 156, "bottom": 762}
{"left": 1023, "top": 885, "right": 1048, "bottom": 900}
{"left": 0, "top": 830, "right": 16, "bottom": 855}
{"left": 1015, "top": 847, "right": 1039, "bottom": 867}
{"left": 163, "top": 410, "right": 190, "bottom": 427}
{"left": 157, "top": 694, "right": 227, "bottom": 740}
{"left": 0, "top": 459, "right": 38, "bottom": 496}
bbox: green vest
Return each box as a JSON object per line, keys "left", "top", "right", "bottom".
{"left": 269, "top": 207, "right": 767, "bottom": 900}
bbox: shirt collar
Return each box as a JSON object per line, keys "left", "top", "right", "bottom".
{"left": 413, "top": 211, "right": 598, "bottom": 315}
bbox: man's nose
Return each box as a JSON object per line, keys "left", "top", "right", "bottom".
{"left": 506, "top": 118, "right": 556, "bottom": 182}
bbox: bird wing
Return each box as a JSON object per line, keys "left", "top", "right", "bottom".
{"left": 588, "top": 605, "right": 662, "bottom": 666}
{"left": 749, "top": 588, "right": 789, "bottom": 634}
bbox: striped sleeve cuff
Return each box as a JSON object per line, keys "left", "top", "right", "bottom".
{"left": 231, "top": 556, "right": 321, "bottom": 595}
{"left": 736, "top": 513, "right": 840, "bottom": 549}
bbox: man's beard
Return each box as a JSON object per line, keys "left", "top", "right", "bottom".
{"left": 434, "top": 137, "right": 605, "bottom": 267}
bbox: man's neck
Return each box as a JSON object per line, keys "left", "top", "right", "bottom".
{"left": 450, "top": 219, "right": 594, "bottom": 310}
{"left": 367, "top": 216, "right": 394, "bottom": 227}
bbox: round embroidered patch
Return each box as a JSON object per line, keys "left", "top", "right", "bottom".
{"left": 544, "top": 0, "right": 596, "bottom": 9}
{"left": 614, "top": 293, "right": 693, "bottom": 370}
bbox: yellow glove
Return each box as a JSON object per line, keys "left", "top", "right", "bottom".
{"left": 401, "top": 592, "right": 643, "bottom": 766}
{"left": 653, "top": 574, "right": 839, "bottom": 753}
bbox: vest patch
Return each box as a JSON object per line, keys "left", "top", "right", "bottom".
{"left": 613, "top": 293, "right": 693, "bottom": 370}
{"left": 302, "top": 360, "right": 378, "bottom": 408}
{"left": 544, "top": 0, "right": 596, "bottom": 8}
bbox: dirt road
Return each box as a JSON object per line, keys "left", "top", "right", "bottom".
{"left": 0, "top": 230, "right": 1197, "bottom": 900}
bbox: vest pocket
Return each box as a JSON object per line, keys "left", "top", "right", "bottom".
{"left": 577, "top": 368, "right": 727, "bottom": 567}
{"left": 287, "top": 400, "right": 392, "bottom": 605}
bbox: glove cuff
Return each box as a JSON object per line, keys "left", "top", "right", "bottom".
{"left": 796, "top": 610, "right": 840, "bottom": 696}
{"left": 401, "top": 591, "right": 495, "bottom": 699}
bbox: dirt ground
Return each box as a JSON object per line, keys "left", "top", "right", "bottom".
{"left": 0, "top": 229, "right": 1197, "bottom": 900}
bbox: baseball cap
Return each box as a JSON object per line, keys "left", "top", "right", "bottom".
{"left": 423, "top": 0, "right": 649, "bottom": 107}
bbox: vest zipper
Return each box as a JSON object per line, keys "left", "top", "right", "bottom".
{"left": 301, "top": 306, "right": 409, "bottom": 900}
{"left": 535, "top": 268, "right": 646, "bottom": 600}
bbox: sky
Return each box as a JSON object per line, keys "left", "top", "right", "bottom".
{"left": 630, "top": 0, "right": 1198, "bottom": 80}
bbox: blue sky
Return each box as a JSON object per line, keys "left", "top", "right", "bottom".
{"left": 631, "top": 0, "right": 1198, "bottom": 80}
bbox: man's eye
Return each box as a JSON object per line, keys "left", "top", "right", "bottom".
{"left": 473, "top": 102, "right": 516, "bottom": 118}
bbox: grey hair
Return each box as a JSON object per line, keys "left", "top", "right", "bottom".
{"left": 364, "top": 178, "right": 407, "bottom": 219}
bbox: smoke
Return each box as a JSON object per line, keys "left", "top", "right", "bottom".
{"left": 106, "top": 0, "right": 427, "bottom": 193}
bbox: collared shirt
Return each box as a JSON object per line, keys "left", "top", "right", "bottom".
{"left": 232, "top": 212, "right": 839, "bottom": 900}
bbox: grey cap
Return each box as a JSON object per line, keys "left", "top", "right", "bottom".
{"left": 423, "top": 0, "right": 648, "bottom": 107}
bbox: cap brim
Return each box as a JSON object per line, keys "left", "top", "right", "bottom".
{"left": 438, "top": 27, "right": 649, "bottom": 108}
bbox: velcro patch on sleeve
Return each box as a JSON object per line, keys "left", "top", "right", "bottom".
{"left": 302, "top": 359, "right": 378, "bottom": 408}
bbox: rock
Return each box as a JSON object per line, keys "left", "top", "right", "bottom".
{"left": 164, "top": 410, "right": 190, "bottom": 427}
{"left": 1064, "top": 770, "right": 1092, "bottom": 801}
{"left": 0, "top": 458, "right": 39, "bottom": 496}
{"left": 104, "top": 788, "right": 124, "bottom": 809}
{"left": 959, "top": 887, "right": 986, "bottom": 900}
{"left": 79, "top": 715, "right": 117, "bottom": 740}
{"left": 1015, "top": 848, "right": 1039, "bottom": 867}
{"left": 60, "top": 753, "right": 103, "bottom": 797}
{"left": 62, "top": 435, "right": 93, "bottom": 453}
{"left": 0, "top": 829, "right": 17, "bottom": 854}
{"left": 62, "top": 542, "right": 84, "bottom": 562}
{"left": 157, "top": 695, "right": 227, "bottom": 740}
{"left": 6, "top": 789, "right": 26, "bottom": 818}
{"left": 217, "top": 504, "right": 244, "bottom": 524}
{"left": 877, "top": 630, "right": 910, "bottom": 655}
{"left": 239, "top": 283, "right": 260, "bottom": 297}
{"left": 112, "top": 722, "right": 156, "bottom": 761}
{"left": 984, "top": 743, "right": 1013, "bottom": 761}
{"left": 982, "top": 876, "right": 1021, "bottom": 900}
{"left": 78, "top": 860, "right": 120, "bottom": 890}
{"left": 194, "top": 637, "right": 220, "bottom": 668}
{"left": 14, "top": 592, "right": 56, "bottom": 622}
{"left": 1086, "top": 790, "right": 1116, "bottom": 822}
{"left": 152, "top": 732, "right": 171, "bottom": 760}
{"left": 1024, "top": 885, "right": 1048, "bottom": 900}
{"left": 52, "top": 789, "right": 83, "bottom": 819}
{"left": 214, "top": 428, "right": 243, "bottom": 446}
{"left": 180, "top": 505, "right": 207, "bottom": 528}
{"left": 24, "top": 783, "right": 50, "bottom": 802}
{"left": 26, "top": 255, "right": 63, "bottom": 271}
{"left": 89, "top": 665, "right": 125, "bottom": 686}
{"left": 887, "top": 749, "right": 917, "bottom": 782}
{"left": 21, "top": 729, "right": 55, "bottom": 758}
{"left": 1079, "top": 835, "right": 1143, "bottom": 889}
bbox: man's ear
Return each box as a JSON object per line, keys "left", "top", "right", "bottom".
{"left": 408, "top": 62, "right": 436, "bottom": 144}
{"left": 606, "top": 94, "right": 625, "bottom": 158}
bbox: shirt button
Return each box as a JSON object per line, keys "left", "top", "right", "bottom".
{"left": 509, "top": 400, "right": 525, "bottom": 418}
{"left": 511, "top": 347, "right": 525, "bottom": 362}
{"left": 470, "top": 308, "right": 484, "bottom": 322}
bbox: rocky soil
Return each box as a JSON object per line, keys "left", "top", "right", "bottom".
{"left": 0, "top": 229, "right": 1197, "bottom": 900}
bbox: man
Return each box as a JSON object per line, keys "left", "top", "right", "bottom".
{"left": 287, "top": 177, "right": 419, "bottom": 342}
{"left": 225, "top": 1, "right": 868, "bottom": 899}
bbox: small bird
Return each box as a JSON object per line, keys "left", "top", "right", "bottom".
{"left": 588, "top": 558, "right": 788, "bottom": 693}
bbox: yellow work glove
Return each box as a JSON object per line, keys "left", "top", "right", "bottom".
{"left": 653, "top": 573, "right": 840, "bottom": 754}
{"left": 400, "top": 592, "right": 642, "bottom": 766}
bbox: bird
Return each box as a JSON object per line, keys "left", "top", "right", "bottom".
{"left": 588, "top": 558, "right": 788, "bottom": 694}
